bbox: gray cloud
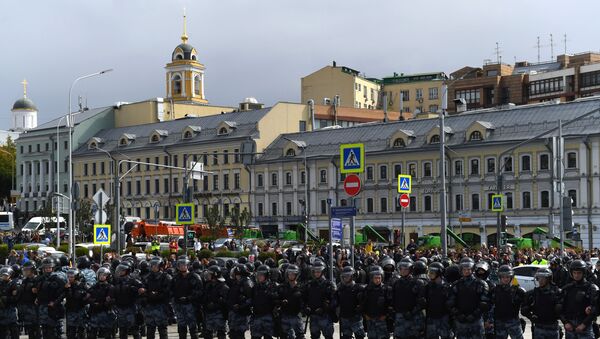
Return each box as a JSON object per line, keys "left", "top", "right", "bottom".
{"left": 1, "top": 0, "right": 596, "bottom": 128}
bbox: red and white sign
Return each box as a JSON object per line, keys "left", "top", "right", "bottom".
{"left": 399, "top": 194, "right": 410, "bottom": 208}
{"left": 343, "top": 174, "right": 361, "bottom": 196}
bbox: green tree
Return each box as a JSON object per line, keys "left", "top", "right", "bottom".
{"left": 77, "top": 199, "right": 93, "bottom": 241}
{"left": 206, "top": 204, "right": 223, "bottom": 238}
{"left": 0, "top": 137, "right": 16, "bottom": 201}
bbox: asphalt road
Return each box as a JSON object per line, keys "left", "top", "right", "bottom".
{"left": 19, "top": 320, "right": 536, "bottom": 338}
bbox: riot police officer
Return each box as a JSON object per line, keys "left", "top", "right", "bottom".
{"left": 380, "top": 256, "right": 397, "bottom": 285}
{"left": 0, "top": 266, "right": 20, "bottom": 339}
{"left": 425, "top": 262, "right": 453, "bottom": 339}
{"left": 303, "top": 260, "right": 336, "bottom": 339}
{"left": 491, "top": 265, "right": 526, "bottom": 339}
{"left": 475, "top": 260, "right": 495, "bottom": 338}
{"left": 227, "top": 263, "right": 254, "bottom": 339}
{"left": 18, "top": 261, "right": 40, "bottom": 339}
{"left": 278, "top": 264, "right": 304, "bottom": 339}
{"left": 391, "top": 257, "right": 426, "bottom": 339}
{"left": 550, "top": 257, "right": 569, "bottom": 288}
{"left": 202, "top": 265, "right": 229, "bottom": 339}
{"left": 251, "top": 264, "right": 279, "bottom": 339}
{"left": 560, "top": 260, "right": 599, "bottom": 339}
{"left": 86, "top": 267, "right": 115, "bottom": 339}
{"left": 64, "top": 268, "right": 88, "bottom": 339}
{"left": 449, "top": 258, "right": 490, "bottom": 339}
{"left": 141, "top": 257, "right": 172, "bottom": 339}
{"left": 172, "top": 256, "right": 203, "bottom": 339}
{"left": 110, "top": 261, "right": 144, "bottom": 339}
{"left": 36, "top": 257, "right": 66, "bottom": 339}
{"left": 77, "top": 256, "right": 97, "bottom": 288}
{"left": 359, "top": 266, "right": 389, "bottom": 339}
{"left": 521, "top": 267, "right": 562, "bottom": 338}
{"left": 336, "top": 266, "right": 365, "bottom": 339}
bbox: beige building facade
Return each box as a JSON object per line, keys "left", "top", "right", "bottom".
{"left": 381, "top": 72, "right": 447, "bottom": 118}
{"left": 251, "top": 97, "right": 600, "bottom": 249}
{"left": 301, "top": 62, "right": 381, "bottom": 110}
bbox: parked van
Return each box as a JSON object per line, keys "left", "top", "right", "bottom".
{"left": 22, "top": 216, "right": 66, "bottom": 233}
{"left": 0, "top": 212, "right": 14, "bottom": 231}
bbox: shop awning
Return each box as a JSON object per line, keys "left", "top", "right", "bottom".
{"left": 362, "top": 225, "right": 387, "bottom": 243}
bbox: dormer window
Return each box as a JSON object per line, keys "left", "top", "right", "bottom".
{"left": 286, "top": 149, "right": 296, "bottom": 157}
{"left": 218, "top": 127, "right": 229, "bottom": 135}
{"left": 119, "top": 138, "right": 129, "bottom": 146}
{"left": 469, "top": 131, "right": 483, "bottom": 141}
{"left": 119, "top": 133, "right": 135, "bottom": 147}
{"left": 183, "top": 130, "right": 193, "bottom": 139}
{"left": 430, "top": 135, "right": 440, "bottom": 144}
{"left": 150, "top": 134, "right": 160, "bottom": 143}
{"left": 149, "top": 130, "right": 168, "bottom": 144}
{"left": 87, "top": 137, "right": 104, "bottom": 150}
{"left": 182, "top": 125, "right": 201, "bottom": 140}
{"left": 393, "top": 138, "right": 406, "bottom": 148}
{"left": 89, "top": 142, "right": 97, "bottom": 150}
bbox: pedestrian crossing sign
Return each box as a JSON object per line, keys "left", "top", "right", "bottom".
{"left": 93, "top": 224, "right": 111, "bottom": 245}
{"left": 176, "top": 203, "right": 195, "bottom": 225}
{"left": 340, "top": 143, "right": 365, "bottom": 174}
{"left": 397, "top": 174, "right": 412, "bottom": 194}
{"left": 492, "top": 194, "right": 503, "bottom": 212}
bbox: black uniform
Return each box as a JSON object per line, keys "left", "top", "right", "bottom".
{"left": 560, "top": 278, "right": 599, "bottom": 335}
{"left": 86, "top": 279, "right": 115, "bottom": 339}
{"left": 336, "top": 280, "right": 365, "bottom": 339}
{"left": 64, "top": 278, "right": 88, "bottom": 339}
{"left": 110, "top": 275, "right": 143, "bottom": 339}
{"left": 303, "top": 275, "right": 336, "bottom": 339}
{"left": 0, "top": 276, "right": 20, "bottom": 339}
{"left": 202, "top": 276, "right": 229, "bottom": 339}
{"left": 522, "top": 284, "right": 562, "bottom": 335}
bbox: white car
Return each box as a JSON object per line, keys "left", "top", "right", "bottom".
{"left": 513, "top": 264, "right": 548, "bottom": 291}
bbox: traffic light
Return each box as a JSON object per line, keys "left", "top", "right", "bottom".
{"left": 500, "top": 215, "right": 508, "bottom": 232}
{"left": 562, "top": 196, "right": 574, "bottom": 232}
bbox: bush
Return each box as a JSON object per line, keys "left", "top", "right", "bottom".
{"left": 198, "top": 249, "right": 213, "bottom": 260}
{"left": 13, "top": 244, "right": 25, "bottom": 251}
{"left": 75, "top": 247, "right": 89, "bottom": 258}
{"left": 257, "top": 252, "right": 279, "bottom": 262}
{"left": 58, "top": 244, "right": 69, "bottom": 253}
{"left": 0, "top": 244, "right": 8, "bottom": 262}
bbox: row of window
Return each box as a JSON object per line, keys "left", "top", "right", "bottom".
{"left": 20, "top": 141, "right": 67, "bottom": 154}
{"left": 388, "top": 87, "right": 439, "bottom": 102}
{"left": 581, "top": 70, "right": 600, "bottom": 88}
{"left": 124, "top": 203, "right": 241, "bottom": 221}
{"left": 104, "top": 172, "right": 243, "bottom": 198}
{"left": 529, "top": 77, "right": 564, "bottom": 96}
{"left": 171, "top": 73, "right": 202, "bottom": 96}
{"left": 258, "top": 152, "right": 579, "bottom": 186}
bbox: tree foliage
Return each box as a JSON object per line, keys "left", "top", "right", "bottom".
{"left": 0, "top": 137, "right": 16, "bottom": 201}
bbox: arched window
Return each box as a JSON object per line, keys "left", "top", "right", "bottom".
{"left": 393, "top": 138, "right": 406, "bottom": 148}
{"left": 183, "top": 130, "right": 193, "bottom": 139}
{"left": 191, "top": 55, "right": 197, "bottom": 61}
{"left": 470, "top": 130, "right": 483, "bottom": 141}
{"left": 172, "top": 74, "right": 182, "bottom": 95}
{"left": 175, "top": 54, "right": 183, "bottom": 60}
{"left": 218, "top": 127, "right": 229, "bottom": 135}
{"left": 286, "top": 149, "right": 296, "bottom": 157}
{"left": 150, "top": 134, "right": 160, "bottom": 143}
{"left": 430, "top": 135, "right": 440, "bottom": 144}
{"left": 194, "top": 75, "right": 201, "bottom": 95}
{"left": 119, "top": 138, "right": 128, "bottom": 146}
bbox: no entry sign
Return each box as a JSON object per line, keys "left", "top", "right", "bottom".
{"left": 343, "top": 174, "right": 361, "bottom": 196}
{"left": 399, "top": 194, "right": 410, "bottom": 208}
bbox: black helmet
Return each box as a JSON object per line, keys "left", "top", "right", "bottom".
{"left": 57, "top": 254, "right": 69, "bottom": 269}
{"left": 380, "top": 257, "right": 395, "bottom": 271}
{"left": 341, "top": 266, "right": 355, "bottom": 282}
{"left": 397, "top": 257, "right": 413, "bottom": 270}
{"left": 256, "top": 265, "right": 270, "bottom": 279}
{"left": 191, "top": 261, "right": 203, "bottom": 271}
{"left": 354, "top": 259, "right": 363, "bottom": 270}
{"left": 535, "top": 267, "right": 553, "bottom": 281}
{"left": 570, "top": 260, "right": 587, "bottom": 274}
{"left": 10, "top": 264, "right": 21, "bottom": 279}
{"left": 111, "top": 259, "right": 121, "bottom": 272}
{"left": 459, "top": 257, "right": 475, "bottom": 270}
{"left": 445, "top": 264, "right": 461, "bottom": 283}
{"left": 497, "top": 265, "right": 514, "bottom": 279}
{"left": 254, "top": 260, "right": 263, "bottom": 271}
{"left": 149, "top": 257, "right": 163, "bottom": 269}
{"left": 368, "top": 265, "right": 384, "bottom": 278}
{"left": 97, "top": 267, "right": 111, "bottom": 280}
{"left": 428, "top": 262, "right": 444, "bottom": 278}
{"left": 232, "top": 263, "right": 249, "bottom": 277}
{"left": 413, "top": 260, "right": 427, "bottom": 275}
{"left": 176, "top": 256, "right": 190, "bottom": 270}
{"left": 0, "top": 267, "right": 13, "bottom": 280}
{"left": 237, "top": 256, "right": 248, "bottom": 264}
{"left": 441, "top": 258, "right": 452, "bottom": 268}
{"left": 66, "top": 268, "right": 81, "bottom": 280}
{"left": 551, "top": 257, "right": 562, "bottom": 266}
{"left": 265, "top": 258, "right": 276, "bottom": 268}
{"left": 311, "top": 260, "right": 326, "bottom": 278}
{"left": 205, "top": 265, "right": 225, "bottom": 282}
{"left": 286, "top": 264, "right": 300, "bottom": 280}
{"left": 116, "top": 263, "right": 131, "bottom": 276}
{"left": 475, "top": 261, "right": 490, "bottom": 279}
{"left": 245, "top": 263, "right": 255, "bottom": 273}
{"left": 41, "top": 257, "right": 55, "bottom": 270}
{"left": 139, "top": 260, "right": 149, "bottom": 272}
{"left": 77, "top": 256, "right": 91, "bottom": 269}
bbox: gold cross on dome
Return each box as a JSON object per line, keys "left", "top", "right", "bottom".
{"left": 21, "top": 79, "right": 28, "bottom": 98}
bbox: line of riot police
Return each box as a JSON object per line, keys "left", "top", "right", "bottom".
{"left": 0, "top": 252, "right": 599, "bottom": 339}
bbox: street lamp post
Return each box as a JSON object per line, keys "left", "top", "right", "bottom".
{"left": 440, "top": 85, "right": 449, "bottom": 257}
{"left": 68, "top": 69, "right": 112, "bottom": 260}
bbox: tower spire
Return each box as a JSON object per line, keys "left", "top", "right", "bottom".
{"left": 181, "top": 8, "right": 188, "bottom": 43}
{"left": 21, "top": 79, "right": 28, "bottom": 98}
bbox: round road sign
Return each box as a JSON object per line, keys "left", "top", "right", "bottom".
{"left": 343, "top": 174, "right": 361, "bottom": 196}
{"left": 399, "top": 194, "right": 410, "bottom": 208}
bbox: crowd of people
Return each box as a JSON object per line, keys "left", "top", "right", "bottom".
{"left": 0, "top": 239, "right": 599, "bottom": 339}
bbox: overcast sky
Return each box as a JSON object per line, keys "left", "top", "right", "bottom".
{"left": 1, "top": 0, "right": 597, "bottom": 128}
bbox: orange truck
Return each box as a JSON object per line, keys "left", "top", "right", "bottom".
{"left": 130, "top": 220, "right": 229, "bottom": 238}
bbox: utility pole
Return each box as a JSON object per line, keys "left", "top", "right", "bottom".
{"left": 440, "top": 84, "right": 448, "bottom": 257}
{"left": 558, "top": 120, "right": 564, "bottom": 253}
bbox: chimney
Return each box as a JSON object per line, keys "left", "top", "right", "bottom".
{"left": 332, "top": 60, "right": 337, "bottom": 67}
